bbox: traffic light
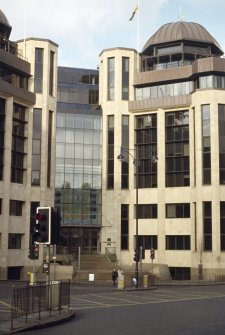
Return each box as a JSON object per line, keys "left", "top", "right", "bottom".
{"left": 133, "top": 249, "right": 140, "bottom": 262}
{"left": 33, "top": 207, "right": 51, "bottom": 244}
{"left": 34, "top": 244, "right": 39, "bottom": 259}
{"left": 150, "top": 248, "right": 155, "bottom": 260}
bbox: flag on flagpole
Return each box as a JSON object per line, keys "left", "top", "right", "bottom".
{"left": 129, "top": 4, "right": 138, "bottom": 21}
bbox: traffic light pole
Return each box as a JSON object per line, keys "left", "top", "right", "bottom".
{"left": 135, "top": 147, "right": 139, "bottom": 289}
{"left": 45, "top": 244, "right": 50, "bottom": 283}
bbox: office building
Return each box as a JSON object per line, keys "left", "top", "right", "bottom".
{"left": 100, "top": 21, "right": 225, "bottom": 279}
{"left": 0, "top": 9, "right": 58, "bottom": 280}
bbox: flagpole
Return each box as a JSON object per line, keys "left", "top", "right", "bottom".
{"left": 137, "top": 0, "right": 140, "bottom": 52}
{"left": 137, "top": 0, "right": 140, "bottom": 72}
{"left": 23, "top": 0, "right": 27, "bottom": 58}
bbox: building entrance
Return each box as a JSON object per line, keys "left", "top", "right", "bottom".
{"left": 60, "top": 227, "right": 100, "bottom": 254}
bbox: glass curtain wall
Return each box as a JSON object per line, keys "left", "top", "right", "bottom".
{"left": 56, "top": 67, "right": 102, "bottom": 240}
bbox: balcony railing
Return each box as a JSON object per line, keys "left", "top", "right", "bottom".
{"left": 142, "top": 60, "right": 193, "bottom": 72}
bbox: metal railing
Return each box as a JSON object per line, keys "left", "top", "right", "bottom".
{"left": 105, "top": 247, "right": 117, "bottom": 262}
{"left": 11, "top": 280, "right": 70, "bottom": 330}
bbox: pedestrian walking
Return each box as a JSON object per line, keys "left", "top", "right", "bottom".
{"left": 112, "top": 268, "right": 118, "bottom": 286}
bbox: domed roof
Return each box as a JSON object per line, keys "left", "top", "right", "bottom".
{"left": 0, "top": 9, "right": 10, "bottom": 27}
{"left": 0, "top": 9, "right": 12, "bottom": 38}
{"left": 142, "top": 21, "right": 223, "bottom": 54}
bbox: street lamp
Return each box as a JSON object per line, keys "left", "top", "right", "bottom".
{"left": 117, "top": 147, "right": 139, "bottom": 288}
{"left": 117, "top": 146, "right": 157, "bottom": 288}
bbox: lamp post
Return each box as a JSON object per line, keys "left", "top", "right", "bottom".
{"left": 118, "top": 147, "right": 158, "bottom": 289}
{"left": 117, "top": 147, "right": 140, "bottom": 288}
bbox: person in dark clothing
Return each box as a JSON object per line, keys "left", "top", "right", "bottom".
{"left": 112, "top": 268, "right": 118, "bottom": 286}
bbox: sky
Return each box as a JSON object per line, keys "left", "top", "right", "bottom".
{"left": 1, "top": 0, "right": 225, "bottom": 70}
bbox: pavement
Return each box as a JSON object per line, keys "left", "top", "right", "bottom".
{"left": 0, "top": 307, "right": 75, "bottom": 335}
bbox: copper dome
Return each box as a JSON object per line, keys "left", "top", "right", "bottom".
{"left": 142, "top": 21, "right": 223, "bottom": 55}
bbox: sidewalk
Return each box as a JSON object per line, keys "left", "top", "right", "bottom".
{"left": 0, "top": 307, "right": 75, "bottom": 335}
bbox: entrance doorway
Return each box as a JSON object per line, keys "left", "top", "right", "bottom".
{"left": 60, "top": 227, "right": 100, "bottom": 254}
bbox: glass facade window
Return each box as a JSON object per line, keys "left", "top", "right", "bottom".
{"left": 218, "top": 104, "right": 225, "bottom": 184}
{"left": 107, "top": 115, "right": 114, "bottom": 189}
{"left": 0, "top": 98, "right": 5, "bottom": 181}
{"left": 220, "top": 202, "right": 225, "bottom": 251}
{"left": 166, "top": 235, "right": 190, "bottom": 250}
{"left": 137, "top": 235, "right": 157, "bottom": 250}
{"left": 0, "top": 66, "right": 28, "bottom": 89}
{"left": 49, "top": 50, "right": 54, "bottom": 96}
{"left": 203, "top": 202, "right": 212, "bottom": 251}
{"left": 9, "top": 200, "right": 23, "bottom": 216}
{"left": 121, "top": 204, "right": 129, "bottom": 250}
{"left": 34, "top": 48, "right": 43, "bottom": 93}
{"left": 47, "top": 111, "right": 53, "bottom": 187}
{"left": 121, "top": 115, "right": 129, "bottom": 189}
{"left": 198, "top": 75, "right": 225, "bottom": 89}
{"left": 122, "top": 57, "right": 129, "bottom": 100}
{"left": 157, "top": 45, "right": 181, "bottom": 55}
{"left": 8, "top": 234, "right": 22, "bottom": 249}
{"left": 135, "top": 114, "right": 157, "bottom": 188}
{"left": 169, "top": 267, "right": 191, "bottom": 280}
{"left": 166, "top": 110, "right": 189, "bottom": 187}
{"left": 56, "top": 67, "right": 102, "bottom": 227}
{"left": 137, "top": 204, "right": 157, "bottom": 219}
{"left": 107, "top": 58, "right": 115, "bottom": 100}
{"left": 136, "top": 81, "right": 193, "bottom": 100}
{"left": 166, "top": 203, "right": 190, "bottom": 218}
{"left": 202, "top": 105, "right": 211, "bottom": 185}
{"left": 32, "top": 109, "right": 42, "bottom": 186}
{"left": 11, "top": 104, "right": 26, "bottom": 184}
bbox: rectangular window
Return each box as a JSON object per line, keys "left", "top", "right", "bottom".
{"left": 9, "top": 200, "right": 23, "bottom": 216}
{"left": 135, "top": 114, "right": 157, "bottom": 188}
{"left": 49, "top": 50, "right": 55, "bottom": 96}
{"left": 47, "top": 111, "right": 53, "bottom": 187}
{"left": 166, "top": 203, "right": 190, "bottom": 218}
{"left": 169, "top": 267, "right": 191, "bottom": 280}
{"left": 107, "top": 115, "right": 114, "bottom": 189}
{"left": 0, "top": 98, "right": 5, "bottom": 181}
{"left": 220, "top": 202, "right": 225, "bottom": 251}
{"left": 11, "top": 104, "right": 26, "bottom": 184}
{"left": 202, "top": 105, "right": 211, "bottom": 185}
{"left": 121, "top": 204, "right": 129, "bottom": 250}
{"left": 32, "top": 108, "right": 42, "bottom": 185}
{"left": 203, "top": 202, "right": 212, "bottom": 251}
{"left": 34, "top": 48, "right": 43, "bottom": 93}
{"left": 107, "top": 58, "right": 115, "bottom": 100}
{"left": 166, "top": 110, "right": 189, "bottom": 187}
{"left": 121, "top": 115, "right": 129, "bottom": 189}
{"left": 137, "top": 235, "right": 158, "bottom": 250}
{"left": 137, "top": 204, "right": 157, "bottom": 218}
{"left": 166, "top": 235, "right": 190, "bottom": 250}
{"left": 218, "top": 104, "right": 225, "bottom": 184}
{"left": 122, "top": 57, "right": 129, "bottom": 100}
{"left": 8, "top": 234, "right": 22, "bottom": 249}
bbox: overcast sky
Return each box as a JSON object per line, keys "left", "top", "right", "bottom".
{"left": 1, "top": 0, "right": 225, "bottom": 69}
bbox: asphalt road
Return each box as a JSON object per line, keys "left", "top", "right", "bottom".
{"left": 1, "top": 283, "right": 225, "bottom": 335}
